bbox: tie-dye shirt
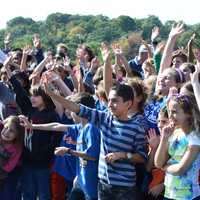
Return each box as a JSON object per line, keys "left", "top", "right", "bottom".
{"left": 164, "top": 129, "right": 200, "bottom": 200}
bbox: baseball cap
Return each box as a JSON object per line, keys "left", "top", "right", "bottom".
{"left": 139, "top": 44, "right": 148, "bottom": 53}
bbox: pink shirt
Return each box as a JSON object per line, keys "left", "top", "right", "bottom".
{"left": 2, "top": 143, "right": 22, "bottom": 172}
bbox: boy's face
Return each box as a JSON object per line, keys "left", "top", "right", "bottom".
{"left": 157, "top": 114, "right": 169, "bottom": 133}
{"left": 108, "top": 90, "right": 131, "bottom": 119}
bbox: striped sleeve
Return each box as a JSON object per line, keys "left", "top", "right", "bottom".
{"left": 133, "top": 124, "right": 148, "bottom": 160}
{"left": 78, "top": 104, "right": 107, "bottom": 127}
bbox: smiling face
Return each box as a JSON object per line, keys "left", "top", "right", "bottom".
{"left": 168, "top": 99, "right": 190, "bottom": 129}
{"left": 157, "top": 69, "right": 178, "bottom": 95}
{"left": 1, "top": 121, "right": 17, "bottom": 142}
{"left": 108, "top": 90, "right": 131, "bottom": 120}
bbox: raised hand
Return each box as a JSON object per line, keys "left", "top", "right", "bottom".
{"left": 90, "top": 57, "right": 100, "bottom": 73}
{"left": 147, "top": 129, "right": 160, "bottom": 150}
{"left": 19, "top": 115, "right": 33, "bottom": 129}
{"left": 188, "top": 33, "right": 196, "bottom": 47}
{"left": 100, "top": 42, "right": 111, "bottom": 62}
{"left": 23, "top": 45, "right": 33, "bottom": 55}
{"left": 151, "top": 26, "right": 160, "bottom": 41}
{"left": 161, "top": 122, "right": 175, "bottom": 140}
{"left": 154, "top": 41, "right": 166, "bottom": 54}
{"left": 169, "top": 23, "right": 185, "bottom": 39}
{"left": 4, "top": 33, "right": 11, "bottom": 45}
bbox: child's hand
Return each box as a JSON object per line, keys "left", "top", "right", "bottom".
{"left": 161, "top": 123, "right": 175, "bottom": 140}
{"left": 147, "top": 129, "right": 160, "bottom": 150}
{"left": 54, "top": 147, "right": 71, "bottom": 156}
{"left": 148, "top": 183, "right": 164, "bottom": 198}
{"left": 105, "top": 152, "right": 125, "bottom": 164}
{"left": 19, "top": 115, "right": 33, "bottom": 129}
{"left": 63, "top": 135, "right": 77, "bottom": 145}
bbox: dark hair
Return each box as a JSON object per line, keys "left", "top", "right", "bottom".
{"left": 70, "top": 92, "right": 95, "bottom": 109}
{"left": 93, "top": 66, "right": 116, "bottom": 86}
{"left": 30, "top": 85, "right": 55, "bottom": 110}
{"left": 81, "top": 45, "right": 94, "bottom": 62}
{"left": 13, "top": 70, "right": 30, "bottom": 93}
{"left": 180, "top": 62, "right": 195, "bottom": 73}
{"left": 110, "top": 84, "right": 134, "bottom": 102}
{"left": 172, "top": 50, "right": 187, "bottom": 63}
{"left": 126, "top": 78, "right": 147, "bottom": 113}
{"left": 159, "top": 106, "right": 168, "bottom": 119}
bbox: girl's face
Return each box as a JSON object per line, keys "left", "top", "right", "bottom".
{"left": 157, "top": 114, "right": 169, "bottom": 132}
{"left": 157, "top": 69, "right": 177, "bottom": 95}
{"left": 30, "top": 95, "right": 45, "bottom": 110}
{"left": 168, "top": 100, "right": 189, "bottom": 128}
{"left": 1, "top": 122, "right": 16, "bottom": 142}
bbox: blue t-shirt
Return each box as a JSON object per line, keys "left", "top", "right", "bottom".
{"left": 75, "top": 123, "right": 100, "bottom": 199}
{"left": 53, "top": 114, "right": 76, "bottom": 182}
{"left": 52, "top": 128, "right": 77, "bottom": 182}
{"left": 144, "top": 97, "right": 167, "bottom": 133}
{"left": 128, "top": 57, "right": 144, "bottom": 79}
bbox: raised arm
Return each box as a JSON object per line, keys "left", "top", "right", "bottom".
{"left": 191, "top": 62, "right": 200, "bottom": 111}
{"left": 101, "top": 43, "right": 112, "bottom": 98}
{"left": 43, "top": 80, "right": 80, "bottom": 114}
{"left": 112, "top": 44, "right": 133, "bottom": 77}
{"left": 20, "top": 45, "right": 32, "bottom": 71}
{"left": 159, "top": 23, "right": 184, "bottom": 74}
{"left": 187, "top": 33, "right": 195, "bottom": 63}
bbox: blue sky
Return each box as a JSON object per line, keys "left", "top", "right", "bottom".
{"left": 0, "top": 0, "right": 199, "bottom": 29}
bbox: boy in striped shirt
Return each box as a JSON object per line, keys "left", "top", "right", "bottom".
{"left": 45, "top": 83, "right": 148, "bottom": 200}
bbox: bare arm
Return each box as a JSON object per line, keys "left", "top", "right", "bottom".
{"left": 159, "top": 23, "right": 184, "bottom": 74}
{"left": 187, "top": 33, "right": 195, "bottom": 63}
{"left": 101, "top": 44, "right": 112, "bottom": 98}
{"left": 191, "top": 63, "right": 200, "bottom": 111}
{"left": 55, "top": 147, "right": 96, "bottom": 161}
{"left": 163, "top": 145, "right": 200, "bottom": 175}
{"left": 44, "top": 82, "right": 80, "bottom": 114}
{"left": 19, "top": 116, "right": 68, "bottom": 132}
{"left": 154, "top": 125, "right": 174, "bottom": 168}
{"left": 20, "top": 45, "right": 32, "bottom": 71}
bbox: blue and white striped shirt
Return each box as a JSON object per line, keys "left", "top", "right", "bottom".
{"left": 78, "top": 105, "right": 148, "bottom": 187}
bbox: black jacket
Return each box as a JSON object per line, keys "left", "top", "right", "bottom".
{"left": 10, "top": 76, "right": 61, "bottom": 168}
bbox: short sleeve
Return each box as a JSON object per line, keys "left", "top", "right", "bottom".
{"left": 187, "top": 132, "right": 200, "bottom": 146}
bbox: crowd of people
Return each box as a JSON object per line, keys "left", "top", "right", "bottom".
{"left": 0, "top": 23, "right": 199, "bottom": 200}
